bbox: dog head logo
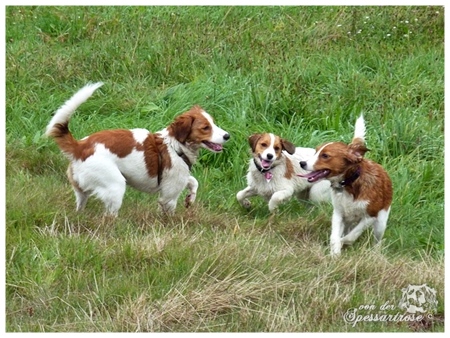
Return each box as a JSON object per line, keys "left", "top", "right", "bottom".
{"left": 398, "top": 284, "right": 438, "bottom": 314}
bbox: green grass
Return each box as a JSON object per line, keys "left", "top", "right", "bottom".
{"left": 5, "top": 6, "right": 444, "bottom": 332}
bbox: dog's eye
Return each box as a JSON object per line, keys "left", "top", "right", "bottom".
{"left": 321, "top": 153, "right": 330, "bottom": 159}
{"left": 274, "top": 146, "right": 280, "bottom": 151}
{"left": 261, "top": 143, "right": 268, "bottom": 147}
{"left": 202, "top": 126, "right": 210, "bottom": 131}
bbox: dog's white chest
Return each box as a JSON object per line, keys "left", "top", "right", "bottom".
{"left": 249, "top": 169, "right": 287, "bottom": 195}
{"left": 332, "top": 190, "right": 369, "bottom": 225}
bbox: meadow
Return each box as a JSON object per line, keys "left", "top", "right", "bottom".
{"left": 5, "top": 6, "right": 444, "bottom": 332}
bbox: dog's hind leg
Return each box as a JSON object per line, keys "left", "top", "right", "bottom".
{"left": 83, "top": 163, "right": 127, "bottom": 217}
{"left": 97, "top": 182, "right": 126, "bottom": 217}
{"left": 373, "top": 207, "right": 390, "bottom": 243}
{"left": 67, "top": 164, "right": 89, "bottom": 212}
{"left": 74, "top": 189, "right": 89, "bottom": 212}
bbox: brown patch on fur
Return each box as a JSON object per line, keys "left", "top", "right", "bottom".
{"left": 248, "top": 134, "right": 262, "bottom": 152}
{"left": 156, "top": 138, "right": 172, "bottom": 174}
{"left": 281, "top": 139, "right": 296, "bottom": 155}
{"left": 142, "top": 134, "right": 172, "bottom": 179}
{"left": 186, "top": 114, "right": 215, "bottom": 144}
{"left": 348, "top": 138, "right": 369, "bottom": 162}
{"left": 76, "top": 129, "right": 136, "bottom": 160}
{"left": 47, "top": 122, "right": 79, "bottom": 156}
{"left": 346, "top": 160, "right": 392, "bottom": 217}
{"left": 168, "top": 113, "right": 194, "bottom": 143}
{"left": 284, "top": 156, "right": 294, "bottom": 179}
{"left": 56, "top": 125, "right": 173, "bottom": 180}
{"left": 167, "top": 105, "right": 213, "bottom": 144}
{"left": 48, "top": 122, "right": 141, "bottom": 161}
{"left": 50, "top": 126, "right": 138, "bottom": 161}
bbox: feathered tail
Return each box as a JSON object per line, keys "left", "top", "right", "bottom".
{"left": 353, "top": 114, "right": 366, "bottom": 144}
{"left": 349, "top": 114, "right": 369, "bottom": 160}
{"left": 45, "top": 82, "right": 103, "bottom": 158}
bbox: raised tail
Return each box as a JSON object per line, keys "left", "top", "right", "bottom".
{"left": 349, "top": 114, "right": 369, "bottom": 160}
{"left": 45, "top": 82, "right": 103, "bottom": 157}
{"left": 353, "top": 114, "right": 366, "bottom": 143}
{"left": 46, "top": 82, "right": 103, "bottom": 137}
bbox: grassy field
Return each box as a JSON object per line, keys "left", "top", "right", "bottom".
{"left": 5, "top": 6, "right": 444, "bottom": 332}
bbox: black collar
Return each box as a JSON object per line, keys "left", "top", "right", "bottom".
{"left": 157, "top": 148, "right": 191, "bottom": 186}
{"left": 339, "top": 166, "right": 361, "bottom": 187}
{"left": 177, "top": 150, "right": 192, "bottom": 170}
{"left": 253, "top": 159, "right": 271, "bottom": 173}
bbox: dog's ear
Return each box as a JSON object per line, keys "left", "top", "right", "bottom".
{"left": 169, "top": 114, "right": 194, "bottom": 143}
{"left": 248, "top": 134, "right": 262, "bottom": 152}
{"left": 281, "top": 139, "right": 296, "bottom": 155}
{"left": 346, "top": 142, "right": 369, "bottom": 163}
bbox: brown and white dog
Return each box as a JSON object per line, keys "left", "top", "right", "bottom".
{"left": 236, "top": 133, "right": 330, "bottom": 213}
{"left": 46, "top": 82, "right": 230, "bottom": 216}
{"left": 299, "top": 115, "right": 392, "bottom": 256}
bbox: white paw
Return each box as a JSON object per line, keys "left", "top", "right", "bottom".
{"left": 241, "top": 199, "right": 252, "bottom": 209}
{"left": 268, "top": 203, "right": 278, "bottom": 213}
{"left": 330, "top": 240, "right": 342, "bottom": 257}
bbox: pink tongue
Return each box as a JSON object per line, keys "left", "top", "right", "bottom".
{"left": 264, "top": 172, "right": 273, "bottom": 181}
{"left": 262, "top": 160, "right": 272, "bottom": 168}
{"left": 297, "top": 171, "right": 318, "bottom": 179}
{"left": 204, "top": 141, "right": 223, "bottom": 151}
{"left": 211, "top": 143, "right": 223, "bottom": 151}
{"left": 297, "top": 169, "right": 330, "bottom": 183}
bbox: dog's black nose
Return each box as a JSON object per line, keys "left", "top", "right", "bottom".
{"left": 223, "top": 133, "right": 230, "bottom": 141}
{"left": 300, "top": 161, "right": 307, "bottom": 169}
{"left": 267, "top": 153, "right": 274, "bottom": 160}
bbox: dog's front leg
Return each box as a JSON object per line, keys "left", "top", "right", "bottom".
{"left": 268, "top": 189, "right": 293, "bottom": 213}
{"left": 184, "top": 176, "right": 198, "bottom": 208}
{"left": 330, "top": 210, "right": 345, "bottom": 257}
{"left": 158, "top": 198, "right": 177, "bottom": 215}
{"left": 236, "top": 186, "right": 257, "bottom": 209}
{"left": 158, "top": 184, "right": 183, "bottom": 215}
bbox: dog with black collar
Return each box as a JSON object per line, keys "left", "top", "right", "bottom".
{"left": 298, "top": 115, "right": 393, "bottom": 256}
{"left": 46, "top": 82, "right": 230, "bottom": 217}
{"left": 236, "top": 133, "right": 331, "bottom": 213}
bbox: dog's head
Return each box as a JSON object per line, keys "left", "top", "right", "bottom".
{"left": 299, "top": 115, "right": 370, "bottom": 183}
{"left": 248, "top": 133, "right": 296, "bottom": 170}
{"left": 299, "top": 141, "right": 369, "bottom": 183}
{"left": 168, "top": 105, "right": 230, "bottom": 152}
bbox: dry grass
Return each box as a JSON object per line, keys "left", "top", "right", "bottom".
{"left": 105, "top": 244, "right": 444, "bottom": 332}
